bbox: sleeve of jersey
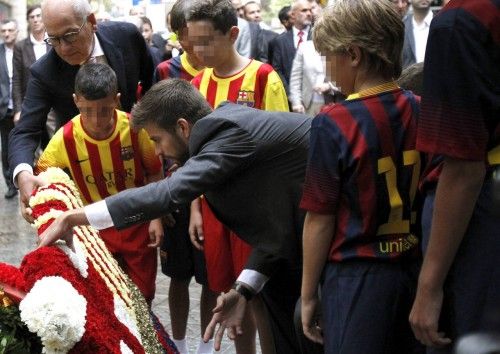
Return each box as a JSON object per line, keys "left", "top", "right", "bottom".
{"left": 300, "top": 113, "right": 342, "bottom": 214}
{"left": 137, "top": 129, "right": 162, "bottom": 175}
{"left": 416, "top": 19, "right": 493, "bottom": 160}
{"left": 262, "top": 70, "right": 289, "bottom": 112}
{"left": 34, "top": 129, "right": 67, "bottom": 175}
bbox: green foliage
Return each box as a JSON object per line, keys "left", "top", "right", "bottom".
{"left": 0, "top": 306, "right": 42, "bottom": 354}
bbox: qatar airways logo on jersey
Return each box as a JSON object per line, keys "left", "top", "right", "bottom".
{"left": 85, "top": 168, "right": 134, "bottom": 188}
{"left": 237, "top": 90, "right": 255, "bottom": 107}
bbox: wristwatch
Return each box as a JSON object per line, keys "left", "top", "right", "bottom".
{"left": 231, "top": 282, "right": 255, "bottom": 302}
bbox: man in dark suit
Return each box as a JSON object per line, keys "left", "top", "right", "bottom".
{"left": 9, "top": 0, "right": 154, "bottom": 219}
{"left": 39, "top": 78, "right": 310, "bottom": 354}
{"left": 269, "top": 0, "right": 312, "bottom": 93}
{"left": 0, "top": 19, "right": 19, "bottom": 199}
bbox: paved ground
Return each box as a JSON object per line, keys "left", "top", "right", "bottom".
{"left": 0, "top": 175, "right": 254, "bottom": 353}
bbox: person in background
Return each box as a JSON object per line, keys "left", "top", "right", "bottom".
{"left": 278, "top": 5, "right": 293, "bottom": 31}
{"left": 140, "top": 16, "right": 163, "bottom": 66}
{"left": 391, "top": 0, "right": 410, "bottom": 18}
{"left": 0, "top": 19, "right": 19, "bottom": 199}
{"left": 9, "top": 0, "right": 154, "bottom": 223}
{"left": 402, "top": 0, "right": 434, "bottom": 68}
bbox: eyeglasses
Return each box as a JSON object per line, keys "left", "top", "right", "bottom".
{"left": 44, "top": 18, "right": 87, "bottom": 47}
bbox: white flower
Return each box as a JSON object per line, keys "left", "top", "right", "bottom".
{"left": 120, "top": 340, "right": 134, "bottom": 354}
{"left": 58, "top": 238, "right": 88, "bottom": 278}
{"left": 114, "top": 295, "right": 141, "bottom": 343}
{"left": 20, "top": 276, "right": 87, "bottom": 354}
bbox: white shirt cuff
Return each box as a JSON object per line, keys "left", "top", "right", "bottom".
{"left": 12, "top": 164, "right": 33, "bottom": 188}
{"left": 84, "top": 200, "right": 114, "bottom": 230}
{"left": 237, "top": 269, "right": 269, "bottom": 294}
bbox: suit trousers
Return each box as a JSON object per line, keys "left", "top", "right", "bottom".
{"left": 259, "top": 261, "right": 302, "bottom": 354}
{"left": 0, "top": 111, "right": 14, "bottom": 188}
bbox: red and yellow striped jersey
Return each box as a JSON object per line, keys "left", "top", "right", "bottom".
{"left": 191, "top": 59, "right": 288, "bottom": 111}
{"left": 36, "top": 110, "right": 161, "bottom": 205}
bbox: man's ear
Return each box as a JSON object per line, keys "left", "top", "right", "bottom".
{"left": 114, "top": 93, "right": 121, "bottom": 105}
{"left": 348, "top": 45, "right": 362, "bottom": 68}
{"left": 88, "top": 13, "right": 97, "bottom": 31}
{"left": 72, "top": 93, "right": 79, "bottom": 106}
{"left": 229, "top": 26, "right": 239, "bottom": 43}
{"left": 177, "top": 118, "right": 191, "bottom": 139}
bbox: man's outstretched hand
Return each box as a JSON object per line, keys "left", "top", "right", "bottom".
{"left": 203, "top": 290, "right": 248, "bottom": 351}
{"left": 38, "top": 209, "right": 89, "bottom": 251}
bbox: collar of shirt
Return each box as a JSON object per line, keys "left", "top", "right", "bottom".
{"left": 292, "top": 26, "right": 309, "bottom": 48}
{"left": 412, "top": 10, "right": 433, "bottom": 30}
{"left": 30, "top": 33, "right": 46, "bottom": 46}
{"left": 85, "top": 34, "right": 107, "bottom": 64}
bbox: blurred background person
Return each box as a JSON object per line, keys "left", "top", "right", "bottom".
{"left": 402, "top": 0, "right": 433, "bottom": 68}
{"left": 278, "top": 5, "right": 293, "bottom": 31}
{"left": 391, "top": 0, "right": 410, "bottom": 18}
{"left": 0, "top": 19, "right": 18, "bottom": 199}
{"left": 140, "top": 16, "right": 163, "bottom": 66}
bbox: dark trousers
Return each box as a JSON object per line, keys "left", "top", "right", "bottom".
{"left": 260, "top": 262, "right": 302, "bottom": 354}
{"left": 0, "top": 111, "right": 14, "bottom": 188}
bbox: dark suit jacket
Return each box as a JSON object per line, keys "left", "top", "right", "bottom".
{"left": 269, "top": 29, "right": 295, "bottom": 92}
{"left": 8, "top": 21, "right": 154, "bottom": 169}
{"left": 106, "top": 103, "right": 311, "bottom": 278}
{"left": 12, "top": 37, "right": 50, "bottom": 114}
{"left": 0, "top": 44, "right": 10, "bottom": 120}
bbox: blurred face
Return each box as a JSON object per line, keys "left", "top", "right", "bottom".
{"left": 74, "top": 93, "right": 119, "bottom": 140}
{"left": 412, "top": 0, "right": 431, "bottom": 10}
{"left": 310, "top": 1, "right": 322, "bottom": 21}
{"left": 177, "top": 27, "right": 204, "bottom": 68}
{"left": 141, "top": 23, "right": 153, "bottom": 43}
{"left": 244, "top": 2, "right": 262, "bottom": 23}
{"left": 324, "top": 51, "right": 355, "bottom": 96}
{"left": 0, "top": 21, "right": 18, "bottom": 47}
{"left": 28, "top": 8, "right": 44, "bottom": 35}
{"left": 292, "top": 1, "right": 312, "bottom": 29}
{"left": 144, "top": 122, "right": 190, "bottom": 166}
{"left": 129, "top": 6, "right": 145, "bottom": 17}
{"left": 390, "top": 0, "right": 409, "bottom": 17}
{"left": 43, "top": 3, "right": 96, "bottom": 66}
{"left": 186, "top": 20, "right": 236, "bottom": 68}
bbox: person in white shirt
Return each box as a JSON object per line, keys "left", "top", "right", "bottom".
{"left": 402, "top": 0, "right": 433, "bottom": 68}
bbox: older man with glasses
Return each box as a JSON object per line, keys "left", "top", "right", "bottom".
{"left": 8, "top": 0, "right": 154, "bottom": 221}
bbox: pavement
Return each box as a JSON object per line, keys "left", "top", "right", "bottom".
{"left": 0, "top": 176, "right": 252, "bottom": 354}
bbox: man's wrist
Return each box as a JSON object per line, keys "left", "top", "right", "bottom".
{"left": 232, "top": 281, "right": 256, "bottom": 302}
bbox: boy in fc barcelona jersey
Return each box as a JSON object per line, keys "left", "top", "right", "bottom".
{"left": 36, "top": 63, "right": 163, "bottom": 304}
{"left": 300, "top": 1, "right": 424, "bottom": 353}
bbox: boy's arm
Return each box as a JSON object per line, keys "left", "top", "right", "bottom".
{"left": 410, "top": 157, "right": 485, "bottom": 347}
{"left": 301, "top": 211, "right": 335, "bottom": 344}
{"left": 262, "top": 70, "right": 289, "bottom": 112}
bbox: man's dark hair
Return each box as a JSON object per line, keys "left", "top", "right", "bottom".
{"left": 185, "top": 0, "right": 238, "bottom": 35}
{"left": 140, "top": 16, "right": 153, "bottom": 29}
{"left": 27, "top": 4, "right": 41, "bottom": 20}
{"left": 131, "top": 79, "right": 212, "bottom": 131}
{"left": 278, "top": 5, "right": 291, "bottom": 24}
{"left": 397, "top": 62, "right": 424, "bottom": 96}
{"left": 74, "top": 63, "right": 118, "bottom": 100}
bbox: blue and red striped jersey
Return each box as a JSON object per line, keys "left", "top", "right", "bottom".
{"left": 300, "top": 83, "right": 422, "bottom": 262}
{"left": 154, "top": 53, "right": 201, "bottom": 83}
{"left": 417, "top": 0, "right": 500, "bottom": 178}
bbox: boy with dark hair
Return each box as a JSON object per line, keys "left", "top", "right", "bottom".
{"left": 36, "top": 63, "right": 163, "bottom": 304}
{"left": 184, "top": 1, "right": 288, "bottom": 352}
{"left": 300, "top": 0, "right": 424, "bottom": 353}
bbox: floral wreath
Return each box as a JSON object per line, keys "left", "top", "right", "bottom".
{"left": 0, "top": 168, "right": 178, "bottom": 354}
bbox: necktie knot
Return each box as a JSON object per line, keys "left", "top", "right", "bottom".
{"left": 298, "top": 30, "right": 304, "bottom": 48}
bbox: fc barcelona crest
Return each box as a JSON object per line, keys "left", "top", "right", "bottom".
{"left": 236, "top": 90, "right": 255, "bottom": 107}
{"left": 120, "top": 146, "right": 134, "bottom": 161}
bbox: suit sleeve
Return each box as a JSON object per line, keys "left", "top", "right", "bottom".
{"left": 134, "top": 26, "right": 154, "bottom": 95}
{"left": 270, "top": 40, "right": 288, "bottom": 89}
{"left": 8, "top": 72, "right": 53, "bottom": 169}
{"left": 288, "top": 45, "right": 304, "bottom": 107}
{"left": 12, "top": 44, "right": 23, "bottom": 113}
{"left": 105, "top": 121, "right": 257, "bottom": 229}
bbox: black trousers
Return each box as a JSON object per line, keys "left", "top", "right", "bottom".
{"left": 260, "top": 262, "right": 303, "bottom": 354}
{"left": 0, "top": 111, "right": 14, "bottom": 188}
